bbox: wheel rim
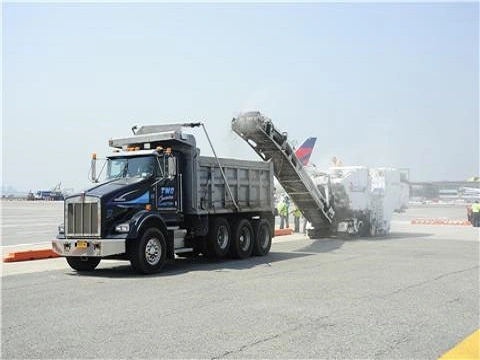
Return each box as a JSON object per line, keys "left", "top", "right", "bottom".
{"left": 239, "top": 226, "right": 251, "bottom": 252}
{"left": 145, "top": 237, "right": 162, "bottom": 265}
{"left": 258, "top": 225, "right": 269, "bottom": 250}
{"left": 216, "top": 225, "right": 229, "bottom": 250}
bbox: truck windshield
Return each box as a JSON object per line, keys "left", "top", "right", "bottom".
{"left": 106, "top": 156, "right": 158, "bottom": 180}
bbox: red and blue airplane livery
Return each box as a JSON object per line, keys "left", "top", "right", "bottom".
{"left": 295, "top": 137, "right": 317, "bottom": 166}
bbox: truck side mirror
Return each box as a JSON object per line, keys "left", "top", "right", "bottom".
{"left": 168, "top": 157, "right": 177, "bottom": 177}
{"left": 90, "top": 154, "right": 98, "bottom": 183}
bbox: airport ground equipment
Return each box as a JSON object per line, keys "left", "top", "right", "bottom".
{"left": 397, "top": 169, "right": 410, "bottom": 212}
{"left": 231, "top": 111, "right": 402, "bottom": 237}
{"left": 52, "top": 122, "right": 275, "bottom": 274}
{"left": 231, "top": 112, "right": 335, "bottom": 238}
{"left": 27, "top": 182, "right": 65, "bottom": 201}
{"left": 313, "top": 166, "right": 401, "bottom": 236}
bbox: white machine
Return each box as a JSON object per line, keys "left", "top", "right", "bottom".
{"left": 231, "top": 111, "right": 405, "bottom": 238}
{"left": 313, "top": 166, "right": 402, "bottom": 236}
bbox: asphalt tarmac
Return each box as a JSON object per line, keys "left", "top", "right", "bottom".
{"left": 1, "top": 202, "right": 478, "bottom": 359}
{"left": 1, "top": 200, "right": 63, "bottom": 247}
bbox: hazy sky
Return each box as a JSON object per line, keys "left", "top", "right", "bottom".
{"left": 3, "top": 2, "right": 478, "bottom": 192}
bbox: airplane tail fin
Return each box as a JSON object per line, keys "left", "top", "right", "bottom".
{"left": 295, "top": 137, "right": 317, "bottom": 166}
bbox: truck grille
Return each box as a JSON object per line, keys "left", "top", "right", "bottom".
{"left": 65, "top": 196, "right": 101, "bottom": 237}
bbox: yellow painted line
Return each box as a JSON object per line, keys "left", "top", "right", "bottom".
{"left": 439, "top": 329, "right": 480, "bottom": 360}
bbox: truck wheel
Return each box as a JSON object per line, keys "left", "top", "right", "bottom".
{"left": 230, "top": 219, "right": 254, "bottom": 259}
{"left": 130, "top": 228, "right": 167, "bottom": 274}
{"left": 206, "top": 218, "right": 231, "bottom": 258}
{"left": 66, "top": 257, "right": 101, "bottom": 272}
{"left": 253, "top": 219, "right": 272, "bottom": 256}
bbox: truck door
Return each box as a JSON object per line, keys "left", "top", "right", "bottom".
{"left": 156, "top": 155, "right": 181, "bottom": 211}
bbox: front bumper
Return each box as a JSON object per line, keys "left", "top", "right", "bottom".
{"left": 52, "top": 239, "right": 125, "bottom": 257}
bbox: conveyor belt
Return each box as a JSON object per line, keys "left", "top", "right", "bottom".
{"left": 232, "top": 112, "right": 334, "bottom": 231}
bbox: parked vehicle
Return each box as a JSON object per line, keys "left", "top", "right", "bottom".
{"left": 52, "top": 123, "right": 275, "bottom": 274}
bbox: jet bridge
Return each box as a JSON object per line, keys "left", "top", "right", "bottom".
{"left": 232, "top": 112, "right": 334, "bottom": 237}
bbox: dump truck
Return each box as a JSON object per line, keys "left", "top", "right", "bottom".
{"left": 52, "top": 123, "right": 275, "bottom": 274}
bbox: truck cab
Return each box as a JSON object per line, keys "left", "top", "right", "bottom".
{"left": 102, "top": 149, "right": 182, "bottom": 223}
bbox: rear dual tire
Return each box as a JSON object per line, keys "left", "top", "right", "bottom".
{"left": 205, "top": 217, "right": 272, "bottom": 259}
{"left": 230, "top": 219, "right": 254, "bottom": 259}
{"left": 253, "top": 219, "right": 272, "bottom": 256}
{"left": 206, "top": 218, "right": 231, "bottom": 258}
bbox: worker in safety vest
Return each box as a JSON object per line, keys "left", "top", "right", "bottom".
{"left": 291, "top": 205, "right": 302, "bottom": 232}
{"left": 277, "top": 199, "right": 288, "bottom": 229}
{"left": 331, "top": 156, "right": 343, "bottom": 167}
{"left": 471, "top": 201, "right": 480, "bottom": 227}
{"left": 285, "top": 196, "right": 290, "bottom": 228}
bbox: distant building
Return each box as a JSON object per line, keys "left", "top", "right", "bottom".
{"left": 410, "top": 180, "right": 480, "bottom": 202}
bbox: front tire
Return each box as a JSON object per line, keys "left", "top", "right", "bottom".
{"left": 66, "top": 257, "right": 101, "bottom": 272}
{"left": 129, "top": 228, "right": 167, "bottom": 274}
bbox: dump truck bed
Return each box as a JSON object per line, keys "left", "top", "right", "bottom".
{"left": 194, "top": 156, "right": 274, "bottom": 215}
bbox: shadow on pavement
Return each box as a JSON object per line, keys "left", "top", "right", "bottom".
{"left": 66, "top": 251, "right": 315, "bottom": 279}
{"left": 296, "top": 238, "right": 345, "bottom": 254}
{"left": 359, "top": 231, "right": 434, "bottom": 241}
{"left": 313, "top": 231, "right": 434, "bottom": 242}
{"left": 298, "top": 231, "right": 434, "bottom": 253}
{"left": 63, "top": 232, "right": 433, "bottom": 278}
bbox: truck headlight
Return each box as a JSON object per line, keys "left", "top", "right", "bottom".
{"left": 58, "top": 224, "right": 65, "bottom": 235}
{"left": 115, "top": 223, "right": 130, "bottom": 233}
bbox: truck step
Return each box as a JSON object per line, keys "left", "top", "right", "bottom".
{"left": 175, "top": 247, "right": 194, "bottom": 254}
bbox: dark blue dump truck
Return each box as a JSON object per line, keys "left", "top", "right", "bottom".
{"left": 52, "top": 123, "right": 275, "bottom": 274}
